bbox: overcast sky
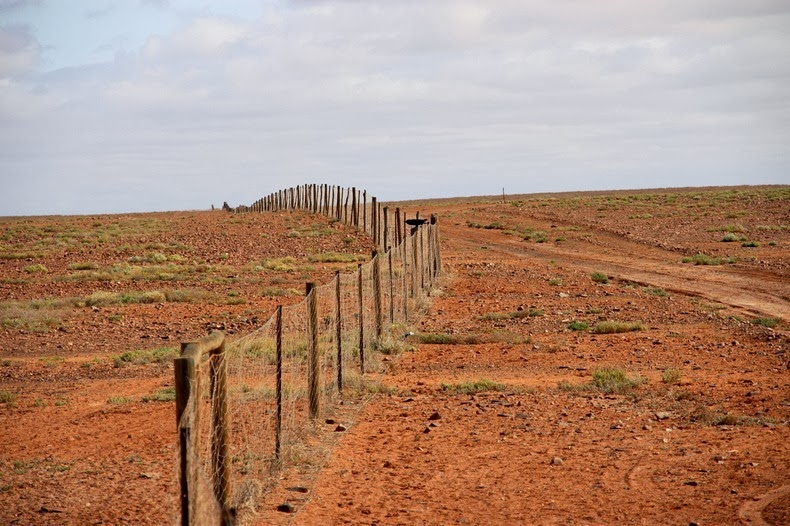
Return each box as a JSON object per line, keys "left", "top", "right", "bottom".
{"left": 1, "top": 1, "right": 788, "bottom": 215}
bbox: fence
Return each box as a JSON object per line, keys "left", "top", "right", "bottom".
{"left": 177, "top": 186, "right": 441, "bottom": 525}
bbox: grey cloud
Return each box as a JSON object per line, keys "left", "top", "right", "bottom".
{"left": 0, "top": 24, "right": 41, "bottom": 77}
{"left": 1, "top": 1, "right": 788, "bottom": 215}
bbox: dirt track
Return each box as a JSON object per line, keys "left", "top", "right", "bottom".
{"left": 1, "top": 187, "right": 788, "bottom": 525}
{"left": 259, "top": 191, "right": 789, "bottom": 525}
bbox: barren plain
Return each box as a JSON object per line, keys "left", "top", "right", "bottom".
{"left": 1, "top": 186, "right": 788, "bottom": 525}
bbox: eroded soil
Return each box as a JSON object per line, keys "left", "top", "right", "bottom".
{"left": 1, "top": 186, "right": 788, "bottom": 525}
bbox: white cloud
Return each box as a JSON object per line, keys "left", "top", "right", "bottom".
{"left": 0, "top": 1, "right": 788, "bottom": 215}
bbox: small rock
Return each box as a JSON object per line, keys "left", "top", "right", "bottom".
{"left": 550, "top": 457, "right": 564, "bottom": 466}
{"left": 277, "top": 503, "right": 295, "bottom": 513}
{"left": 383, "top": 461, "right": 393, "bottom": 468}
{"left": 422, "top": 427, "right": 431, "bottom": 434}
{"left": 683, "top": 480, "right": 698, "bottom": 486}
{"left": 325, "top": 419, "right": 336, "bottom": 425}
{"left": 286, "top": 486, "right": 309, "bottom": 493}
{"left": 428, "top": 411, "right": 441, "bottom": 421}
{"left": 334, "top": 424, "right": 347, "bottom": 432}
{"left": 655, "top": 412, "right": 672, "bottom": 420}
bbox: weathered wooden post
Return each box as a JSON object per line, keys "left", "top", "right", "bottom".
{"left": 275, "top": 305, "right": 283, "bottom": 461}
{"left": 306, "top": 283, "right": 320, "bottom": 419}
{"left": 388, "top": 248, "right": 395, "bottom": 324}
{"left": 383, "top": 206, "right": 389, "bottom": 251}
{"left": 402, "top": 229, "right": 409, "bottom": 321}
{"left": 371, "top": 196, "right": 377, "bottom": 245}
{"left": 395, "top": 207, "right": 402, "bottom": 247}
{"left": 357, "top": 263, "right": 364, "bottom": 373}
{"left": 372, "top": 250, "right": 383, "bottom": 340}
{"left": 335, "top": 271, "right": 343, "bottom": 392}
{"left": 174, "top": 331, "right": 227, "bottom": 526}
{"left": 209, "top": 341, "right": 230, "bottom": 517}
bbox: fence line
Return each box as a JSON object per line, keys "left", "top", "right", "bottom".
{"left": 179, "top": 186, "right": 441, "bottom": 525}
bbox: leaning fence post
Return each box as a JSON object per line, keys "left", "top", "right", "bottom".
{"left": 306, "top": 282, "right": 320, "bottom": 419}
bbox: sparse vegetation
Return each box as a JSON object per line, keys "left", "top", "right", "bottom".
{"left": 307, "top": 252, "right": 367, "bottom": 263}
{"left": 548, "top": 277, "right": 563, "bottom": 286}
{"left": 141, "top": 387, "right": 176, "bottom": 403}
{"left": 440, "top": 379, "right": 505, "bottom": 394}
{"left": 591, "top": 368, "right": 645, "bottom": 394}
{"left": 107, "top": 396, "right": 134, "bottom": 405}
{"left": 751, "top": 317, "right": 780, "bottom": 328}
{"left": 24, "top": 264, "right": 48, "bottom": 274}
{"left": 643, "top": 287, "right": 668, "bottom": 297}
{"left": 481, "top": 308, "right": 543, "bottom": 321}
{"left": 567, "top": 320, "right": 589, "bottom": 331}
{"left": 682, "top": 253, "right": 736, "bottom": 265}
{"left": 591, "top": 321, "right": 643, "bottom": 334}
{"left": 661, "top": 368, "right": 682, "bottom": 384}
{"left": 741, "top": 241, "right": 759, "bottom": 247}
{"left": 0, "top": 390, "right": 16, "bottom": 404}
{"left": 591, "top": 272, "right": 609, "bottom": 284}
{"left": 113, "top": 347, "right": 177, "bottom": 367}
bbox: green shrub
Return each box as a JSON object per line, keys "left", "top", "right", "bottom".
{"left": 721, "top": 232, "right": 741, "bottom": 242}
{"left": 0, "top": 390, "right": 16, "bottom": 404}
{"left": 591, "top": 272, "right": 609, "bottom": 284}
{"left": 567, "top": 320, "right": 589, "bottom": 331}
{"left": 24, "top": 264, "right": 48, "bottom": 274}
{"left": 643, "top": 287, "right": 667, "bottom": 297}
{"left": 741, "top": 241, "right": 759, "bottom": 248}
{"left": 751, "top": 317, "right": 779, "bottom": 328}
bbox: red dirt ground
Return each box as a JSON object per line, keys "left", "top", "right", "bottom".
{"left": 1, "top": 186, "right": 788, "bottom": 525}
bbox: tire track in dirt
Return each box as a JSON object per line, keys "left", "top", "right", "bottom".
{"left": 442, "top": 222, "right": 790, "bottom": 322}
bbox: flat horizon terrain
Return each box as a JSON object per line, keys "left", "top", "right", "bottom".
{"left": 1, "top": 185, "right": 788, "bottom": 525}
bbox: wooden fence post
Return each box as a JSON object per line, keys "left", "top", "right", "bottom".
{"left": 402, "top": 231, "right": 409, "bottom": 322}
{"left": 209, "top": 342, "right": 230, "bottom": 518}
{"left": 335, "top": 271, "right": 342, "bottom": 392}
{"left": 306, "top": 282, "right": 320, "bottom": 419}
{"left": 372, "top": 250, "right": 382, "bottom": 340}
{"left": 357, "top": 263, "right": 364, "bottom": 373}
{"left": 388, "top": 248, "right": 394, "bottom": 324}
{"left": 174, "top": 352, "right": 197, "bottom": 526}
{"left": 275, "top": 305, "right": 283, "bottom": 461}
{"left": 363, "top": 191, "right": 367, "bottom": 235}
{"left": 383, "top": 206, "right": 389, "bottom": 251}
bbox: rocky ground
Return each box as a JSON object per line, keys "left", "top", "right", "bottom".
{"left": 1, "top": 186, "right": 787, "bottom": 525}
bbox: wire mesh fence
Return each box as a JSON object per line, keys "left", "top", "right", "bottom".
{"left": 175, "top": 186, "right": 441, "bottom": 525}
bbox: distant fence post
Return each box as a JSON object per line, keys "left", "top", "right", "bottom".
{"left": 306, "top": 282, "right": 320, "bottom": 419}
